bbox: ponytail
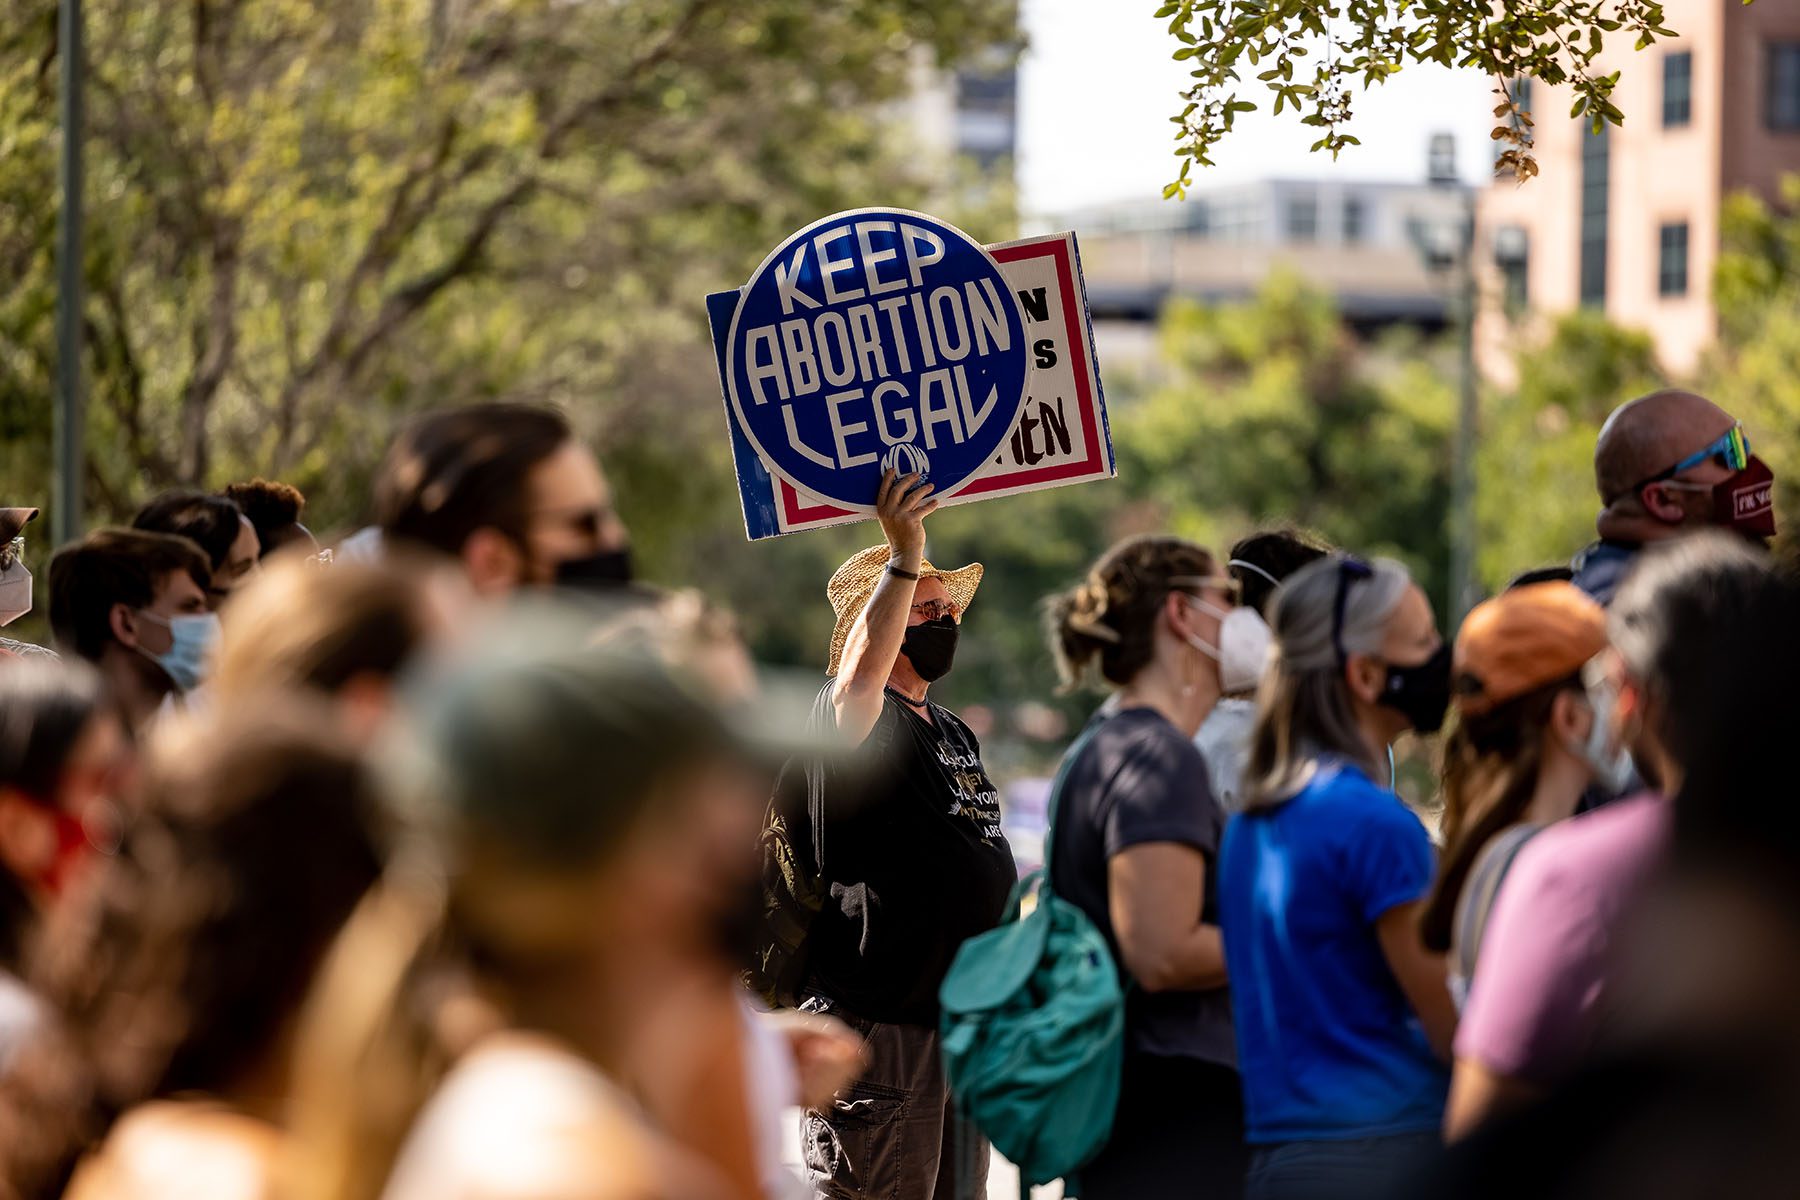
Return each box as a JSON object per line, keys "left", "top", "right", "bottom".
{"left": 1419, "top": 680, "right": 1576, "bottom": 953}
{"left": 285, "top": 873, "right": 466, "bottom": 1200}
{"left": 1047, "top": 535, "right": 1215, "bottom": 691}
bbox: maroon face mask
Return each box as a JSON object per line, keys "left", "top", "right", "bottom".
{"left": 1717, "top": 456, "right": 1776, "bottom": 539}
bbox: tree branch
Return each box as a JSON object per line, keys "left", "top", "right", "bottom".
{"left": 278, "top": 0, "right": 723, "bottom": 409}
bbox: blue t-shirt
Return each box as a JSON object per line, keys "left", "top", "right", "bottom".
{"left": 1218, "top": 759, "right": 1448, "bottom": 1143}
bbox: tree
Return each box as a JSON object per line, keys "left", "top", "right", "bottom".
{"left": 0, "top": 0, "right": 1016, "bottom": 540}
{"left": 1709, "top": 179, "right": 1800, "bottom": 556}
{"left": 1111, "top": 273, "right": 1456, "bottom": 612}
{"left": 1473, "top": 312, "right": 1662, "bottom": 588}
{"left": 1157, "top": 0, "right": 1706, "bottom": 195}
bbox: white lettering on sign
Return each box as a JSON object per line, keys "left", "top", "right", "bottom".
{"left": 738, "top": 226, "right": 1015, "bottom": 471}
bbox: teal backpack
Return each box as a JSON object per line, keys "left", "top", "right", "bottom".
{"left": 938, "top": 726, "right": 1124, "bottom": 1197}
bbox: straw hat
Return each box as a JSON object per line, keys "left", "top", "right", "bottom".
{"left": 826, "top": 544, "right": 983, "bottom": 676}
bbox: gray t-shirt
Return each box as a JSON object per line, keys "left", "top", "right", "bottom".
{"left": 1046, "top": 706, "right": 1235, "bottom": 1067}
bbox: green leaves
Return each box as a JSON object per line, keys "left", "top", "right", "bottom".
{"left": 1164, "top": 0, "right": 1746, "bottom": 193}
{"left": 0, "top": 0, "right": 1019, "bottom": 537}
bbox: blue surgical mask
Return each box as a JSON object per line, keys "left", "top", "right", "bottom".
{"left": 135, "top": 610, "right": 222, "bottom": 693}
{"left": 1574, "top": 675, "right": 1636, "bottom": 796}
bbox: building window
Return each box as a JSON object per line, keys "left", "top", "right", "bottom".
{"left": 1579, "top": 123, "right": 1610, "bottom": 307}
{"left": 1286, "top": 192, "right": 1319, "bottom": 241}
{"left": 1659, "top": 222, "right": 1690, "bottom": 297}
{"left": 1343, "top": 196, "right": 1366, "bottom": 244}
{"left": 1185, "top": 200, "right": 1212, "bottom": 238}
{"left": 1496, "top": 78, "right": 1534, "bottom": 172}
{"left": 1495, "top": 225, "right": 1530, "bottom": 314}
{"left": 1663, "top": 52, "right": 1692, "bottom": 127}
{"left": 954, "top": 68, "right": 1016, "bottom": 168}
{"left": 1769, "top": 43, "right": 1800, "bottom": 131}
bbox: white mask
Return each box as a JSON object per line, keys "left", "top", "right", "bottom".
{"left": 1572, "top": 675, "right": 1635, "bottom": 795}
{"left": 0, "top": 538, "right": 30, "bottom": 627}
{"left": 1184, "top": 598, "right": 1273, "bottom": 695}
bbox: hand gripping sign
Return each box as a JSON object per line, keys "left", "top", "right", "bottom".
{"left": 712, "top": 211, "right": 1114, "bottom": 540}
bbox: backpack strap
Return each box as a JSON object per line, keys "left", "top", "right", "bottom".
{"left": 1041, "top": 719, "right": 1106, "bottom": 898}
{"left": 1454, "top": 822, "right": 1544, "bottom": 986}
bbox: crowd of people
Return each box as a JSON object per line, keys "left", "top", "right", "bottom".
{"left": 0, "top": 386, "right": 1790, "bottom": 1200}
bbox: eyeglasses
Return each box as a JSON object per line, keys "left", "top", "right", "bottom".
{"left": 1171, "top": 575, "right": 1242, "bottom": 603}
{"left": 1331, "top": 557, "right": 1375, "bottom": 664}
{"left": 911, "top": 599, "right": 959, "bottom": 622}
{"left": 1623, "top": 424, "right": 1751, "bottom": 498}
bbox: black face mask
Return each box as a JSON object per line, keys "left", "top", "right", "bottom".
{"left": 553, "top": 546, "right": 634, "bottom": 591}
{"left": 901, "top": 616, "right": 959, "bottom": 682}
{"left": 1378, "top": 643, "right": 1453, "bottom": 734}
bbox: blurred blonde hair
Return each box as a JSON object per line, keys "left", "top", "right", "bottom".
{"left": 590, "top": 588, "right": 754, "bottom": 703}
{"left": 283, "top": 639, "right": 751, "bottom": 1200}
{"left": 212, "top": 553, "right": 458, "bottom": 698}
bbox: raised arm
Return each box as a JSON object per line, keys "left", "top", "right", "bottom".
{"left": 831, "top": 469, "right": 936, "bottom": 745}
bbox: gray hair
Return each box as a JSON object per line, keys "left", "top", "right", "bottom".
{"left": 1239, "top": 555, "right": 1414, "bottom": 810}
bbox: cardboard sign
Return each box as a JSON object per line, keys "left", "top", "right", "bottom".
{"left": 711, "top": 227, "right": 1113, "bottom": 540}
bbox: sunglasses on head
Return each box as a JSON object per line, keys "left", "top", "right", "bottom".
{"left": 1331, "top": 557, "right": 1374, "bottom": 665}
{"left": 1623, "top": 424, "right": 1751, "bottom": 498}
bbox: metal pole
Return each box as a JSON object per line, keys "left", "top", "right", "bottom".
{"left": 1449, "top": 194, "right": 1480, "bottom": 623}
{"left": 53, "top": 0, "right": 85, "bottom": 548}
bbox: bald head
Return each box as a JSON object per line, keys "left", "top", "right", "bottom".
{"left": 1595, "top": 389, "right": 1736, "bottom": 505}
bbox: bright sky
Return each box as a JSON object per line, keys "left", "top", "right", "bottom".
{"left": 1017, "top": 1, "right": 1498, "bottom": 216}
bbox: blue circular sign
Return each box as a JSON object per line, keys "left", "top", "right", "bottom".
{"left": 727, "top": 208, "right": 1030, "bottom": 512}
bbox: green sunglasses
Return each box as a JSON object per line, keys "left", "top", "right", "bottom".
{"left": 1624, "top": 424, "right": 1750, "bottom": 497}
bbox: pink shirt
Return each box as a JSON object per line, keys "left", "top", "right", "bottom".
{"left": 1454, "top": 795, "right": 1670, "bottom": 1085}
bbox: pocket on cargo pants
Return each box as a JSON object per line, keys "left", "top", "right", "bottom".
{"left": 803, "top": 1079, "right": 912, "bottom": 1200}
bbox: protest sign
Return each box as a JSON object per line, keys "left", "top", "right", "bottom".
{"left": 711, "top": 220, "right": 1113, "bottom": 540}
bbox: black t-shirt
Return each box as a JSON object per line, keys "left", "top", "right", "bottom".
{"left": 803, "top": 686, "right": 1016, "bottom": 1027}
{"left": 1047, "top": 706, "right": 1235, "bottom": 1066}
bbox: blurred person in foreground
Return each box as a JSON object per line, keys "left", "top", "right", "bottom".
{"left": 287, "top": 636, "right": 768, "bottom": 1200}
{"left": 132, "top": 492, "right": 261, "bottom": 609}
{"left": 1218, "top": 555, "right": 1457, "bottom": 1200}
{"left": 373, "top": 403, "right": 632, "bottom": 595}
{"left": 1572, "top": 389, "right": 1775, "bottom": 605}
{"left": 592, "top": 591, "right": 863, "bottom": 1200}
{"left": 1420, "top": 583, "right": 1619, "bottom": 1010}
{"left": 1197, "top": 528, "right": 1331, "bottom": 813}
{"left": 48, "top": 531, "right": 216, "bottom": 735}
{"left": 1420, "top": 545, "right": 1800, "bottom": 1200}
{"left": 754, "top": 469, "right": 1012, "bottom": 1200}
{"left": 0, "top": 660, "right": 130, "bottom": 1069}
{"left": 222, "top": 479, "right": 319, "bottom": 561}
{"left": 0, "top": 700, "right": 380, "bottom": 1200}
{"left": 1044, "top": 535, "right": 1246, "bottom": 1197}
{"left": 1445, "top": 534, "right": 1775, "bottom": 1141}
{"left": 210, "top": 553, "right": 468, "bottom": 743}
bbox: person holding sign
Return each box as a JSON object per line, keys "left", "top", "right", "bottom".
{"left": 771, "top": 468, "right": 1013, "bottom": 1200}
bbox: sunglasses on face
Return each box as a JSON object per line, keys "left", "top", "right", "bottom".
{"left": 532, "top": 506, "right": 612, "bottom": 541}
{"left": 910, "top": 599, "right": 959, "bottom": 622}
{"left": 1625, "top": 424, "right": 1751, "bottom": 496}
